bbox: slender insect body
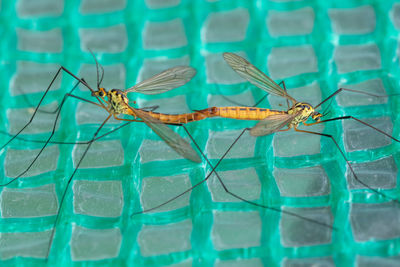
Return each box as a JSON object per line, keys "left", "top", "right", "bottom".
{"left": 107, "top": 89, "right": 130, "bottom": 115}
{"left": 196, "top": 106, "right": 284, "bottom": 120}
{"left": 94, "top": 87, "right": 209, "bottom": 124}
{"left": 143, "top": 111, "right": 208, "bottom": 125}
{"left": 287, "top": 102, "right": 322, "bottom": 128}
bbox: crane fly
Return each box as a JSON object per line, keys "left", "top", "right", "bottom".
{"left": 195, "top": 52, "right": 400, "bottom": 203}
{"left": 0, "top": 57, "right": 207, "bottom": 260}
{"left": 0, "top": 55, "right": 339, "bottom": 261}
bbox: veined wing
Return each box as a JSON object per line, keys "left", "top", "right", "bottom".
{"left": 249, "top": 113, "right": 298, "bottom": 137}
{"left": 223, "top": 53, "right": 297, "bottom": 104}
{"left": 132, "top": 108, "right": 202, "bottom": 163}
{"left": 125, "top": 66, "right": 196, "bottom": 95}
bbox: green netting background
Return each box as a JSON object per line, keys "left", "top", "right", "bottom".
{"left": 1, "top": 0, "right": 400, "bottom": 266}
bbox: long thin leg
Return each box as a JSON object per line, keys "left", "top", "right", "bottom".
{"left": 15, "top": 79, "right": 94, "bottom": 117}
{"left": 0, "top": 80, "right": 84, "bottom": 187}
{"left": 19, "top": 93, "right": 58, "bottom": 115}
{"left": 315, "top": 88, "right": 400, "bottom": 109}
{"left": 1, "top": 68, "right": 63, "bottom": 151}
{"left": 46, "top": 114, "right": 112, "bottom": 260}
{"left": 0, "top": 121, "right": 133, "bottom": 145}
{"left": 0, "top": 88, "right": 136, "bottom": 146}
{"left": 1, "top": 67, "right": 103, "bottom": 152}
{"left": 294, "top": 127, "right": 398, "bottom": 202}
{"left": 132, "top": 127, "right": 335, "bottom": 230}
{"left": 303, "top": 116, "right": 399, "bottom": 143}
{"left": 131, "top": 128, "right": 250, "bottom": 214}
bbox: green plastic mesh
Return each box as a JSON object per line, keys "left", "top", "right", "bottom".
{"left": 0, "top": 0, "right": 400, "bottom": 266}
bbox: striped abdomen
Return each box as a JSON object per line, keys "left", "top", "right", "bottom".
{"left": 142, "top": 111, "right": 208, "bottom": 124}
{"left": 196, "top": 107, "right": 285, "bottom": 120}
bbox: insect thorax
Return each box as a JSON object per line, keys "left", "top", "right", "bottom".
{"left": 107, "top": 89, "right": 129, "bottom": 115}
{"left": 287, "top": 102, "right": 315, "bottom": 127}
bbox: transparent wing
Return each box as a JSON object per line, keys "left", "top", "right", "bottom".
{"left": 223, "top": 53, "right": 297, "bottom": 104}
{"left": 249, "top": 113, "right": 297, "bottom": 137}
{"left": 126, "top": 66, "right": 196, "bottom": 95}
{"left": 132, "top": 108, "right": 202, "bottom": 163}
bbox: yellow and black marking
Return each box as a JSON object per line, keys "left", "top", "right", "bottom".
{"left": 287, "top": 102, "right": 322, "bottom": 128}
{"left": 92, "top": 87, "right": 208, "bottom": 124}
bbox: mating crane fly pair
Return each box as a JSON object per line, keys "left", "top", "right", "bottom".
{"left": 1, "top": 52, "right": 398, "bottom": 259}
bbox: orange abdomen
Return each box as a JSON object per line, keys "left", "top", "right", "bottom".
{"left": 196, "top": 107, "right": 284, "bottom": 120}
{"left": 145, "top": 111, "right": 208, "bottom": 124}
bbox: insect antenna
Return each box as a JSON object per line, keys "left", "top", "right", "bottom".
{"left": 88, "top": 49, "right": 105, "bottom": 89}
{"left": 315, "top": 87, "right": 400, "bottom": 109}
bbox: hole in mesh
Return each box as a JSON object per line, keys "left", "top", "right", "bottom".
{"left": 140, "top": 174, "right": 192, "bottom": 213}
{"left": 329, "top": 6, "right": 376, "bottom": 35}
{"left": 206, "top": 129, "right": 256, "bottom": 159}
{"left": 10, "top": 61, "right": 61, "bottom": 96}
{"left": 350, "top": 202, "right": 400, "bottom": 242}
{"left": 137, "top": 220, "right": 192, "bottom": 256}
{"left": 1, "top": 184, "right": 58, "bottom": 218}
{"left": 138, "top": 56, "right": 190, "bottom": 82}
{"left": 72, "top": 140, "right": 124, "bottom": 168}
{"left": 75, "top": 102, "right": 119, "bottom": 125}
{"left": 207, "top": 90, "right": 255, "bottom": 107}
{"left": 356, "top": 255, "right": 400, "bottom": 266}
{"left": 79, "top": 25, "right": 128, "bottom": 53}
{"left": 16, "top": 0, "right": 64, "bottom": 18}
{"left": 137, "top": 95, "right": 190, "bottom": 115}
{"left": 139, "top": 138, "right": 192, "bottom": 163}
{"left": 267, "top": 7, "right": 315, "bottom": 37}
{"left": 145, "top": 0, "right": 180, "bottom": 9}
{"left": 79, "top": 0, "right": 126, "bottom": 14}
{"left": 334, "top": 44, "right": 381, "bottom": 74}
{"left": 337, "top": 78, "right": 388, "bottom": 107}
{"left": 207, "top": 168, "right": 261, "bottom": 202}
{"left": 280, "top": 206, "right": 333, "bottom": 247}
{"left": 205, "top": 52, "right": 247, "bottom": 84}
{"left": 268, "top": 46, "right": 318, "bottom": 79}
{"left": 211, "top": 211, "right": 261, "bottom": 250}
{"left": 4, "top": 145, "right": 59, "bottom": 178}
{"left": 70, "top": 225, "right": 122, "bottom": 261}
{"left": 346, "top": 156, "right": 397, "bottom": 190}
{"left": 17, "top": 28, "right": 63, "bottom": 53}
{"left": 281, "top": 257, "right": 335, "bottom": 267}
{"left": 343, "top": 116, "right": 393, "bottom": 152}
{"left": 215, "top": 258, "right": 263, "bottom": 267}
{"left": 142, "top": 19, "right": 188, "bottom": 50}
{"left": 391, "top": 4, "right": 400, "bottom": 29}
{"left": 0, "top": 230, "right": 52, "bottom": 260}
{"left": 273, "top": 123, "right": 324, "bottom": 157}
{"left": 7, "top": 101, "right": 60, "bottom": 134}
{"left": 203, "top": 8, "right": 249, "bottom": 43}
{"left": 273, "top": 165, "right": 330, "bottom": 197}
{"left": 73, "top": 180, "right": 123, "bottom": 217}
